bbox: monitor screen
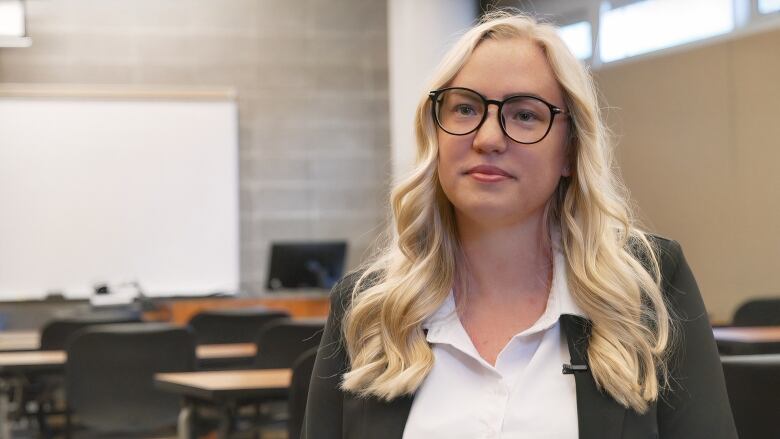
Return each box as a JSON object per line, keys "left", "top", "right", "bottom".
{"left": 266, "top": 241, "right": 347, "bottom": 291}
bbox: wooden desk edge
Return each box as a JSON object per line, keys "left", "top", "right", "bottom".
{"left": 712, "top": 326, "right": 780, "bottom": 343}
{"left": 154, "top": 369, "right": 291, "bottom": 401}
{"left": 195, "top": 343, "right": 256, "bottom": 360}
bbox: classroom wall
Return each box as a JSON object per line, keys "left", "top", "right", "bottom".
{"left": 594, "top": 27, "right": 780, "bottom": 322}
{"left": 0, "top": 0, "right": 390, "bottom": 294}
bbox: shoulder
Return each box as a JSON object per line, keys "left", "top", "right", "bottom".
{"left": 643, "top": 234, "right": 710, "bottom": 325}
{"left": 629, "top": 233, "right": 685, "bottom": 288}
{"left": 327, "top": 270, "right": 362, "bottom": 320}
{"left": 327, "top": 269, "right": 381, "bottom": 319}
{"left": 331, "top": 270, "right": 363, "bottom": 301}
{"left": 632, "top": 233, "right": 704, "bottom": 316}
{"left": 644, "top": 233, "right": 684, "bottom": 281}
{"left": 644, "top": 232, "right": 680, "bottom": 253}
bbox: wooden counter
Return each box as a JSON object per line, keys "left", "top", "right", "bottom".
{"left": 148, "top": 294, "right": 330, "bottom": 325}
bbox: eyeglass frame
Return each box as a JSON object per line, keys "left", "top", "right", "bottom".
{"left": 428, "top": 87, "right": 568, "bottom": 145}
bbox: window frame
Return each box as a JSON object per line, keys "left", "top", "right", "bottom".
{"left": 488, "top": 0, "right": 780, "bottom": 69}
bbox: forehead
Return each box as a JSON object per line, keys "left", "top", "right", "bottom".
{"left": 449, "top": 37, "right": 564, "bottom": 104}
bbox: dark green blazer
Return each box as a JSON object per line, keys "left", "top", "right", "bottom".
{"left": 302, "top": 237, "right": 738, "bottom": 439}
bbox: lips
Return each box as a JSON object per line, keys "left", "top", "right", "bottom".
{"left": 465, "top": 164, "right": 514, "bottom": 181}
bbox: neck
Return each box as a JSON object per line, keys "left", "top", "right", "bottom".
{"left": 455, "top": 213, "right": 553, "bottom": 302}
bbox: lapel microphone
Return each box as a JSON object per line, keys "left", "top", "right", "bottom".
{"left": 562, "top": 363, "right": 589, "bottom": 374}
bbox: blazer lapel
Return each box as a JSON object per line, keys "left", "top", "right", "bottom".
{"left": 561, "top": 314, "right": 627, "bottom": 439}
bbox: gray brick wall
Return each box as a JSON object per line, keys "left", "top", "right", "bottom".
{"left": 1, "top": 0, "right": 391, "bottom": 293}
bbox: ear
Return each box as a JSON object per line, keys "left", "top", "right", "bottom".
{"left": 561, "top": 162, "right": 571, "bottom": 177}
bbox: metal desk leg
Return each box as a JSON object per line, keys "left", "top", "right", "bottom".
{"left": 216, "top": 403, "right": 237, "bottom": 439}
{"left": 216, "top": 408, "right": 230, "bottom": 439}
{"left": 177, "top": 400, "right": 195, "bottom": 439}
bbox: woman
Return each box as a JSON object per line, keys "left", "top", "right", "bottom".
{"left": 302, "top": 11, "right": 736, "bottom": 439}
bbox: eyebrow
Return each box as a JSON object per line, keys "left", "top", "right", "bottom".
{"left": 500, "top": 91, "right": 548, "bottom": 101}
{"left": 453, "top": 86, "right": 553, "bottom": 102}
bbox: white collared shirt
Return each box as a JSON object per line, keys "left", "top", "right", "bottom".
{"left": 403, "top": 236, "right": 586, "bottom": 439}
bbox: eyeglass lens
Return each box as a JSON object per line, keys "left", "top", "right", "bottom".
{"left": 434, "top": 88, "right": 553, "bottom": 144}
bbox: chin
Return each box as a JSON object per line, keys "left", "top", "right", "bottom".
{"left": 454, "top": 203, "right": 520, "bottom": 225}
{"left": 452, "top": 196, "right": 547, "bottom": 228}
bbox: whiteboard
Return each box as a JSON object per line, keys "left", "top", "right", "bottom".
{"left": 0, "top": 93, "right": 239, "bottom": 299}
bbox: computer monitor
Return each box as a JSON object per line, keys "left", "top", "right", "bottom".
{"left": 266, "top": 241, "right": 347, "bottom": 291}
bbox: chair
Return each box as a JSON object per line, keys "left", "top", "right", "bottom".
{"left": 228, "top": 320, "right": 324, "bottom": 436}
{"left": 254, "top": 319, "right": 325, "bottom": 370}
{"left": 189, "top": 320, "right": 325, "bottom": 437}
{"left": 188, "top": 307, "right": 290, "bottom": 345}
{"left": 40, "top": 311, "right": 143, "bottom": 350}
{"left": 721, "top": 354, "right": 780, "bottom": 439}
{"left": 64, "top": 322, "right": 196, "bottom": 437}
{"left": 288, "top": 347, "right": 318, "bottom": 439}
{"left": 732, "top": 297, "right": 780, "bottom": 326}
{"left": 189, "top": 307, "right": 291, "bottom": 370}
{"left": 21, "top": 311, "right": 144, "bottom": 433}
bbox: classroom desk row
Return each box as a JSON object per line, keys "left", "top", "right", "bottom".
{"left": 0, "top": 343, "right": 259, "bottom": 439}
{"left": 0, "top": 345, "right": 292, "bottom": 439}
{"left": 0, "top": 367, "right": 288, "bottom": 439}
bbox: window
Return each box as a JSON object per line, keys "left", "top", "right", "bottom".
{"left": 759, "top": 0, "right": 780, "bottom": 14}
{"left": 0, "top": 0, "right": 25, "bottom": 37}
{"left": 558, "top": 21, "right": 593, "bottom": 60}
{"left": 599, "top": 0, "right": 734, "bottom": 63}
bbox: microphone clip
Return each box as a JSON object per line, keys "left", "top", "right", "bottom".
{"left": 562, "top": 363, "right": 588, "bottom": 374}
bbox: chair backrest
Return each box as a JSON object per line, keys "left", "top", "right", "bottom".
{"left": 39, "top": 310, "right": 143, "bottom": 350}
{"left": 65, "top": 322, "right": 196, "bottom": 434}
{"left": 288, "top": 347, "right": 318, "bottom": 439}
{"left": 721, "top": 354, "right": 780, "bottom": 439}
{"left": 254, "top": 319, "right": 324, "bottom": 370}
{"left": 732, "top": 297, "right": 780, "bottom": 326}
{"left": 188, "top": 307, "right": 290, "bottom": 344}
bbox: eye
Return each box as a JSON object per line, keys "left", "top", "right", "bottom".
{"left": 512, "top": 110, "right": 539, "bottom": 122}
{"left": 454, "top": 104, "right": 478, "bottom": 116}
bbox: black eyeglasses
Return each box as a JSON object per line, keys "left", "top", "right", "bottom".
{"left": 429, "top": 87, "right": 567, "bottom": 145}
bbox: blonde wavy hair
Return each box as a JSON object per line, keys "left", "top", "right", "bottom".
{"left": 341, "top": 10, "right": 671, "bottom": 413}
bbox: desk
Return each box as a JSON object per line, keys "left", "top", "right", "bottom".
{"left": 713, "top": 326, "right": 780, "bottom": 355}
{"left": 0, "top": 343, "right": 256, "bottom": 373}
{"left": 0, "top": 350, "right": 67, "bottom": 439}
{"left": 713, "top": 326, "right": 780, "bottom": 342}
{"left": 0, "top": 331, "right": 39, "bottom": 352}
{"left": 155, "top": 369, "right": 292, "bottom": 439}
{"left": 0, "top": 351, "right": 65, "bottom": 373}
{"left": 196, "top": 343, "right": 256, "bottom": 360}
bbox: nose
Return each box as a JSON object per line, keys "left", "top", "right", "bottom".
{"left": 472, "top": 105, "right": 508, "bottom": 154}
